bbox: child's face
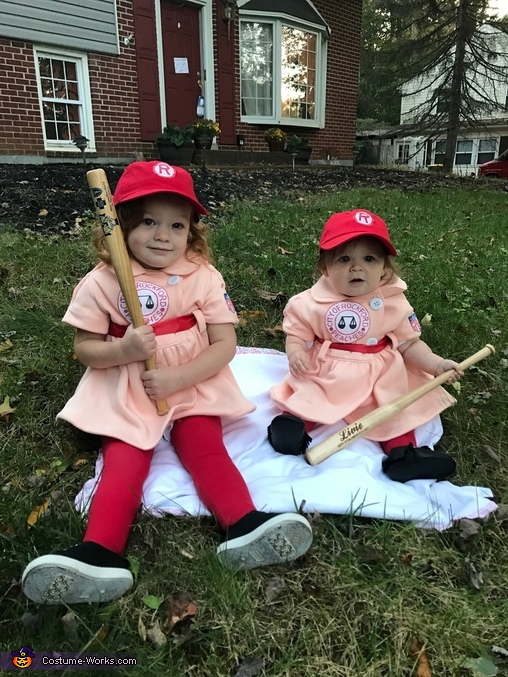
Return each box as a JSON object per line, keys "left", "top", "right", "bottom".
{"left": 324, "top": 237, "right": 387, "bottom": 297}
{"left": 127, "top": 194, "right": 192, "bottom": 269}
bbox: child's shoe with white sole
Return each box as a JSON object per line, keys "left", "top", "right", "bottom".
{"left": 216, "top": 511, "right": 312, "bottom": 571}
{"left": 22, "top": 541, "right": 133, "bottom": 605}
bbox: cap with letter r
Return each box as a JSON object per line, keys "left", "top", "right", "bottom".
{"left": 113, "top": 161, "right": 207, "bottom": 217}
{"left": 319, "top": 209, "right": 397, "bottom": 256}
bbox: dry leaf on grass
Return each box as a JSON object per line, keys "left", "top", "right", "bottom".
{"left": 0, "top": 395, "right": 15, "bottom": 418}
{"left": 265, "top": 577, "right": 285, "bottom": 603}
{"left": 146, "top": 620, "right": 167, "bottom": 648}
{"left": 411, "top": 639, "right": 432, "bottom": 677}
{"left": 162, "top": 595, "right": 197, "bottom": 634}
{"left": 233, "top": 657, "right": 265, "bottom": 677}
{"left": 264, "top": 325, "right": 284, "bottom": 337}
{"left": 27, "top": 498, "right": 52, "bottom": 527}
{"left": 61, "top": 610, "right": 81, "bottom": 648}
{"left": 255, "top": 288, "right": 287, "bottom": 303}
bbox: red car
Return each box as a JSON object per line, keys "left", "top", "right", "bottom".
{"left": 478, "top": 149, "right": 508, "bottom": 178}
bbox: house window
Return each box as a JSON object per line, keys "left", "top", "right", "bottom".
{"left": 240, "top": 19, "right": 324, "bottom": 126}
{"left": 434, "top": 139, "right": 446, "bottom": 164}
{"left": 455, "top": 139, "right": 473, "bottom": 165}
{"left": 397, "top": 143, "right": 410, "bottom": 164}
{"left": 477, "top": 138, "right": 497, "bottom": 164}
{"left": 34, "top": 47, "right": 94, "bottom": 150}
{"left": 436, "top": 89, "right": 451, "bottom": 114}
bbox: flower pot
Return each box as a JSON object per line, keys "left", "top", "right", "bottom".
{"left": 156, "top": 142, "right": 195, "bottom": 166}
{"left": 267, "top": 140, "right": 285, "bottom": 152}
{"left": 194, "top": 134, "right": 213, "bottom": 150}
{"left": 293, "top": 147, "right": 312, "bottom": 164}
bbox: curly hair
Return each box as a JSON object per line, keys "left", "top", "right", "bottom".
{"left": 316, "top": 236, "right": 398, "bottom": 284}
{"left": 93, "top": 196, "right": 212, "bottom": 264}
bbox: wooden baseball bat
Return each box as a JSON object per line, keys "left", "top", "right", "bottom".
{"left": 86, "top": 168, "right": 169, "bottom": 416}
{"left": 305, "top": 344, "right": 495, "bottom": 466}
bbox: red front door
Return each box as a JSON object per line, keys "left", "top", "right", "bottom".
{"left": 161, "top": 1, "right": 202, "bottom": 127}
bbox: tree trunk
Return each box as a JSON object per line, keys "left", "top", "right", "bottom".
{"left": 443, "top": 0, "right": 470, "bottom": 173}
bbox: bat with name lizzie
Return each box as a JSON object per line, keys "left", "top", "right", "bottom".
{"left": 305, "top": 344, "right": 495, "bottom": 466}
{"left": 86, "top": 168, "right": 169, "bottom": 416}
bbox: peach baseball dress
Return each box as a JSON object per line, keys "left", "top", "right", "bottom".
{"left": 57, "top": 255, "right": 255, "bottom": 449}
{"left": 270, "top": 275, "right": 455, "bottom": 441}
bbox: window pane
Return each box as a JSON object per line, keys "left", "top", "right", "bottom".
{"left": 37, "top": 54, "right": 84, "bottom": 141}
{"left": 477, "top": 152, "right": 495, "bottom": 164}
{"left": 455, "top": 153, "right": 471, "bottom": 164}
{"left": 457, "top": 140, "right": 473, "bottom": 153}
{"left": 240, "top": 22, "right": 273, "bottom": 116}
{"left": 281, "top": 26, "right": 316, "bottom": 120}
{"left": 478, "top": 138, "right": 497, "bottom": 152}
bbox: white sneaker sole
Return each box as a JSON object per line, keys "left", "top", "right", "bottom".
{"left": 22, "top": 555, "right": 133, "bottom": 605}
{"left": 216, "top": 514, "right": 313, "bottom": 571}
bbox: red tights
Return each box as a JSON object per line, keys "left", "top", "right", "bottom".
{"left": 83, "top": 415, "right": 255, "bottom": 555}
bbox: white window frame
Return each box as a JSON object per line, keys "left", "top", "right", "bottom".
{"left": 33, "top": 45, "right": 95, "bottom": 152}
{"left": 477, "top": 137, "right": 498, "bottom": 164}
{"left": 239, "top": 15, "right": 327, "bottom": 128}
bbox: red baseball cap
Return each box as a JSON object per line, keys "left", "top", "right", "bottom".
{"left": 319, "top": 209, "right": 397, "bottom": 256}
{"left": 113, "top": 161, "right": 207, "bottom": 216}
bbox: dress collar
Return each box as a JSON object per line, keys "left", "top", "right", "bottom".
{"left": 129, "top": 254, "right": 203, "bottom": 277}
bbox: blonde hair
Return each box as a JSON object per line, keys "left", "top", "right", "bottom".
{"left": 317, "top": 236, "right": 398, "bottom": 284}
{"left": 93, "top": 196, "right": 212, "bottom": 264}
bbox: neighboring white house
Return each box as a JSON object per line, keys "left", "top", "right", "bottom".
{"left": 358, "top": 25, "right": 508, "bottom": 174}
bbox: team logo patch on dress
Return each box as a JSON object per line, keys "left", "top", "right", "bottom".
{"left": 325, "top": 301, "right": 370, "bottom": 343}
{"left": 118, "top": 282, "right": 169, "bottom": 324}
{"left": 408, "top": 312, "right": 421, "bottom": 332}
{"left": 224, "top": 293, "right": 236, "bottom": 313}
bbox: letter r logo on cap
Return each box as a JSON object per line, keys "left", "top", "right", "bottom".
{"left": 153, "top": 162, "right": 176, "bottom": 178}
{"left": 355, "top": 211, "right": 373, "bottom": 226}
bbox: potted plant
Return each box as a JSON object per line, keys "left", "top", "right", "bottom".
{"left": 192, "top": 118, "right": 220, "bottom": 150}
{"left": 286, "top": 134, "right": 313, "bottom": 164}
{"left": 264, "top": 127, "right": 287, "bottom": 152}
{"left": 155, "top": 124, "right": 195, "bottom": 165}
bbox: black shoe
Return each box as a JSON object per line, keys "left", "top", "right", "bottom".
{"left": 216, "top": 511, "right": 313, "bottom": 571}
{"left": 22, "top": 542, "right": 133, "bottom": 605}
{"left": 267, "top": 414, "right": 312, "bottom": 455}
{"left": 382, "top": 444, "right": 456, "bottom": 483}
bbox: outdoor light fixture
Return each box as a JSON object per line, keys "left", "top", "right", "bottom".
{"left": 222, "top": 0, "right": 236, "bottom": 40}
{"left": 73, "top": 135, "right": 89, "bottom": 165}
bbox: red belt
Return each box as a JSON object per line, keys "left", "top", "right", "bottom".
{"left": 315, "top": 335, "right": 390, "bottom": 353}
{"left": 108, "top": 314, "right": 197, "bottom": 338}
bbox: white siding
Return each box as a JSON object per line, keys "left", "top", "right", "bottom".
{"left": 0, "top": 0, "right": 118, "bottom": 55}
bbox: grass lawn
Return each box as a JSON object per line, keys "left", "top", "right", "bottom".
{"left": 0, "top": 182, "right": 507, "bottom": 676}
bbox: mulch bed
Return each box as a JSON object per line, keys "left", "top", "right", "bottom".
{"left": 0, "top": 162, "right": 505, "bottom": 234}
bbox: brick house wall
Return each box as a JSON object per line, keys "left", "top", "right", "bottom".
{"left": 0, "top": 0, "right": 362, "bottom": 163}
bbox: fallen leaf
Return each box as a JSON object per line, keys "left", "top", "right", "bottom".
{"left": 86, "top": 624, "right": 110, "bottom": 650}
{"left": 466, "top": 557, "right": 484, "bottom": 590}
{"left": 411, "top": 639, "right": 432, "bottom": 677}
{"left": 265, "top": 576, "right": 285, "bottom": 603}
{"left": 451, "top": 381, "right": 461, "bottom": 394}
{"left": 277, "top": 246, "right": 293, "bottom": 255}
{"left": 255, "top": 288, "right": 287, "bottom": 303}
{"left": 458, "top": 518, "right": 481, "bottom": 540}
{"left": 146, "top": 621, "right": 167, "bottom": 648}
{"left": 142, "top": 595, "right": 163, "bottom": 610}
{"left": 27, "top": 498, "right": 52, "bottom": 527}
{"left": 265, "top": 325, "right": 284, "bottom": 337}
{"left": 138, "top": 615, "right": 147, "bottom": 642}
{"left": 233, "top": 657, "right": 265, "bottom": 677}
{"left": 421, "top": 313, "right": 433, "bottom": 327}
{"left": 0, "top": 395, "right": 15, "bottom": 418}
{"left": 482, "top": 445, "right": 501, "bottom": 462}
{"left": 162, "top": 595, "right": 197, "bottom": 634}
{"left": 462, "top": 656, "right": 498, "bottom": 676}
{"left": 38, "top": 208, "right": 48, "bottom": 217}
{"left": 0, "top": 338, "right": 13, "bottom": 353}
{"left": 61, "top": 610, "right": 80, "bottom": 648}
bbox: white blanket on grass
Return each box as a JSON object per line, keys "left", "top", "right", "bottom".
{"left": 76, "top": 349, "right": 497, "bottom": 530}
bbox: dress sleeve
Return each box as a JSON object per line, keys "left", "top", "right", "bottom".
{"left": 199, "top": 266, "right": 239, "bottom": 325}
{"left": 62, "top": 274, "right": 112, "bottom": 335}
{"left": 391, "top": 295, "right": 422, "bottom": 344}
{"left": 282, "top": 294, "right": 316, "bottom": 342}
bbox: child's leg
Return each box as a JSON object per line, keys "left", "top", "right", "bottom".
{"left": 381, "top": 430, "right": 456, "bottom": 483}
{"left": 170, "top": 415, "right": 255, "bottom": 529}
{"left": 84, "top": 437, "right": 154, "bottom": 553}
{"left": 171, "top": 415, "right": 313, "bottom": 570}
{"left": 22, "top": 438, "right": 152, "bottom": 605}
